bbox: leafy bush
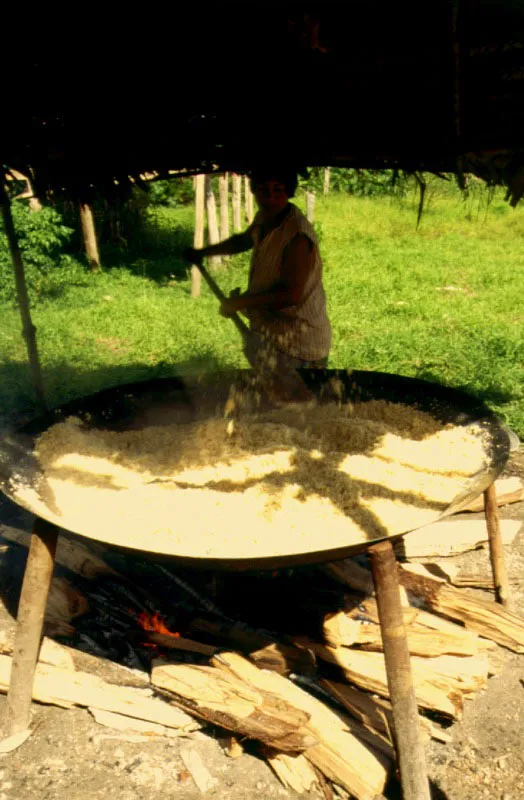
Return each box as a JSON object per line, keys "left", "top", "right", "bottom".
{"left": 147, "top": 177, "right": 194, "bottom": 207}
{"left": 0, "top": 202, "right": 87, "bottom": 305}
{"left": 300, "top": 167, "right": 415, "bottom": 198}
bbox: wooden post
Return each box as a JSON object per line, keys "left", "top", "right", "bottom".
{"left": 323, "top": 168, "right": 331, "bottom": 196}
{"left": 219, "top": 173, "right": 230, "bottom": 241}
{"left": 369, "top": 539, "right": 431, "bottom": 800}
{"left": 4, "top": 518, "right": 59, "bottom": 736}
{"left": 306, "top": 191, "right": 316, "bottom": 223}
{"left": 484, "top": 483, "right": 514, "bottom": 609}
{"left": 205, "top": 175, "right": 222, "bottom": 270}
{"left": 244, "top": 175, "right": 254, "bottom": 224}
{"left": 232, "top": 173, "right": 242, "bottom": 232}
{"left": 0, "top": 180, "right": 47, "bottom": 411}
{"left": 79, "top": 201, "right": 101, "bottom": 272}
{"left": 192, "top": 174, "right": 205, "bottom": 298}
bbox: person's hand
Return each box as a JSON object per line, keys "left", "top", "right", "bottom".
{"left": 183, "top": 247, "right": 203, "bottom": 266}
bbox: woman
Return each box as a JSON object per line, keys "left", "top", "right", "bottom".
{"left": 187, "top": 165, "right": 331, "bottom": 377}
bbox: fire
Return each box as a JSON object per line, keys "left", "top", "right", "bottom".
{"left": 137, "top": 611, "right": 181, "bottom": 638}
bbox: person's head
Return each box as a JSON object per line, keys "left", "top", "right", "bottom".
{"left": 249, "top": 166, "right": 299, "bottom": 217}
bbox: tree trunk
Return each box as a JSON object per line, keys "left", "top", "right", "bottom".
{"left": 192, "top": 174, "right": 205, "bottom": 297}
{"left": 0, "top": 181, "right": 47, "bottom": 411}
{"left": 306, "top": 191, "right": 316, "bottom": 222}
{"left": 79, "top": 202, "right": 101, "bottom": 272}
{"left": 244, "top": 175, "right": 254, "bottom": 224}
{"left": 219, "top": 173, "right": 230, "bottom": 241}
{"left": 205, "top": 175, "right": 222, "bottom": 270}
{"left": 232, "top": 174, "right": 242, "bottom": 232}
{"left": 323, "top": 168, "right": 331, "bottom": 196}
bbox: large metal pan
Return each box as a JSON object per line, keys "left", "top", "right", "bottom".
{"left": 0, "top": 370, "right": 511, "bottom": 570}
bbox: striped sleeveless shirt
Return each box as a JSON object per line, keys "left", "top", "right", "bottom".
{"left": 247, "top": 203, "right": 331, "bottom": 361}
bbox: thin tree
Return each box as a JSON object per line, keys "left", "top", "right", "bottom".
{"left": 79, "top": 201, "right": 101, "bottom": 271}
{"left": 244, "top": 175, "right": 254, "bottom": 224}
{"left": 232, "top": 173, "right": 242, "bottom": 232}
{"left": 219, "top": 173, "right": 230, "bottom": 241}
{"left": 192, "top": 174, "right": 205, "bottom": 297}
{"left": 205, "top": 175, "right": 222, "bottom": 270}
{"left": 323, "top": 168, "right": 331, "bottom": 196}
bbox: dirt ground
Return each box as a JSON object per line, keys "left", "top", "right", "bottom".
{"left": 0, "top": 450, "right": 523, "bottom": 800}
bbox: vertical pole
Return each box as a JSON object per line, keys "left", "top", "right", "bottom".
{"left": 0, "top": 180, "right": 47, "bottom": 412}
{"left": 232, "top": 174, "right": 242, "bottom": 232}
{"left": 205, "top": 175, "right": 222, "bottom": 270}
{"left": 484, "top": 483, "right": 514, "bottom": 609}
{"left": 4, "top": 518, "right": 59, "bottom": 736}
{"left": 192, "top": 174, "right": 205, "bottom": 297}
{"left": 369, "top": 539, "right": 431, "bottom": 800}
{"left": 244, "top": 175, "right": 254, "bottom": 224}
{"left": 219, "top": 173, "right": 230, "bottom": 242}
{"left": 306, "top": 191, "right": 316, "bottom": 223}
{"left": 79, "top": 201, "right": 101, "bottom": 272}
{"left": 323, "top": 168, "right": 330, "bottom": 196}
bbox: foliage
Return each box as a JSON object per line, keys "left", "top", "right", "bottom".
{"left": 0, "top": 202, "right": 87, "bottom": 305}
{"left": 300, "top": 167, "right": 414, "bottom": 198}
{"left": 146, "top": 177, "right": 194, "bottom": 207}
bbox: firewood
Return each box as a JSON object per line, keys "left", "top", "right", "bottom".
{"left": 458, "top": 477, "right": 523, "bottom": 512}
{"left": 151, "top": 660, "right": 316, "bottom": 753}
{"left": 0, "top": 630, "right": 150, "bottom": 688}
{"left": 399, "top": 565, "right": 524, "bottom": 653}
{"left": 0, "top": 654, "right": 197, "bottom": 730}
{"left": 45, "top": 576, "right": 89, "bottom": 626}
{"left": 88, "top": 708, "right": 187, "bottom": 737}
{"left": 310, "top": 643, "right": 489, "bottom": 718}
{"left": 220, "top": 734, "right": 244, "bottom": 758}
{"left": 212, "top": 652, "right": 391, "bottom": 800}
{"left": 180, "top": 746, "right": 218, "bottom": 792}
{"left": 188, "top": 618, "right": 316, "bottom": 676}
{"left": 0, "top": 526, "right": 117, "bottom": 579}
{"left": 265, "top": 749, "right": 320, "bottom": 794}
{"left": 322, "top": 559, "right": 409, "bottom": 605}
{"left": 146, "top": 633, "right": 217, "bottom": 656}
{"left": 320, "top": 680, "right": 451, "bottom": 744}
{"left": 395, "top": 519, "right": 521, "bottom": 559}
{"left": 323, "top": 610, "right": 479, "bottom": 656}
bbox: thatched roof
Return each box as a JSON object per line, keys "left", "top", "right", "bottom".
{"left": 3, "top": 3, "right": 524, "bottom": 202}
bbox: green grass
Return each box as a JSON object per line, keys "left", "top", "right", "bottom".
{"left": 1, "top": 189, "right": 524, "bottom": 436}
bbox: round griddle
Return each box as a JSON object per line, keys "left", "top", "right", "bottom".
{"left": 0, "top": 370, "right": 511, "bottom": 570}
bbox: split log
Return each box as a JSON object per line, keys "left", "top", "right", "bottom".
{"left": 0, "top": 525, "right": 117, "bottom": 579}
{"left": 145, "top": 632, "right": 217, "bottom": 656}
{"left": 320, "top": 680, "right": 451, "bottom": 745}
{"left": 44, "top": 576, "right": 89, "bottom": 628}
{"left": 395, "top": 519, "right": 521, "bottom": 559}
{"left": 322, "top": 558, "right": 524, "bottom": 653}
{"left": 310, "top": 643, "right": 489, "bottom": 718}
{"left": 324, "top": 607, "right": 480, "bottom": 656}
{"left": 188, "top": 618, "right": 316, "bottom": 676}
{"left": 265, "top": 749, "right": 320, "bottom": 794}
{"left": 89, "top": 708, "right": 187, "bottom": 738}
{"left": 180, "top": 746, "right": 218, "bottom": 793}
{"left": 458, "top": 477, "right": 523, "bottom": 512}
{"left": 0, "top": 654, "right": 198, "bottom": 730}
{"left": 399, "top": 565, "right": 524, "bottom": 653}
{"left": 220, "top": 734, "right": 244, "bottom": 758}
{"left": 212, "top": 652, "right": 390, "bottom": 800}
{"left": 151, "top": 660, "right": 316, "bottom": 753}
{"left": 0, "top": 632, "right": 74, "bottom": 671}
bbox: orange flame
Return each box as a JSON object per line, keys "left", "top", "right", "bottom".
{"left": 137, "top": 611, "right": 181, "bottom": 638}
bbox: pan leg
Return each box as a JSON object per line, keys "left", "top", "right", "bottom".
{"left": 369, "top": 539, "right": 430, "bottom": 800}
{"left": 3, "top": 518, "right": 59, "bottom": 737}
{"left": 484, "top": 483, "right": 514, "bottom": 609}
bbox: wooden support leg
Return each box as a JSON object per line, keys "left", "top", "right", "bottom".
{"left": 369, "top": 539, "right": 430, "bottom": 800}
{"left": 3, "top": 518, "right": 59, "bottom": 736}
{"left": 484, "top": 483, "right": 514, "bottom": 610}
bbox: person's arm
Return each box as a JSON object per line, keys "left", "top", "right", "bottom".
{"left": 221, "top": 233, "right": 314, "bottom": 316}
{"left": 186, "top": 228, "right": 254, "bottom": 263}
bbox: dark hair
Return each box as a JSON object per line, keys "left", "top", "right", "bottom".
{"left": 249, "top": 166, "right": 300, "bottom": 198}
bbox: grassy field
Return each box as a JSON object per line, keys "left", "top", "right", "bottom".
{"left": 1, "top": 186, "right": 524, "bottom": 434}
